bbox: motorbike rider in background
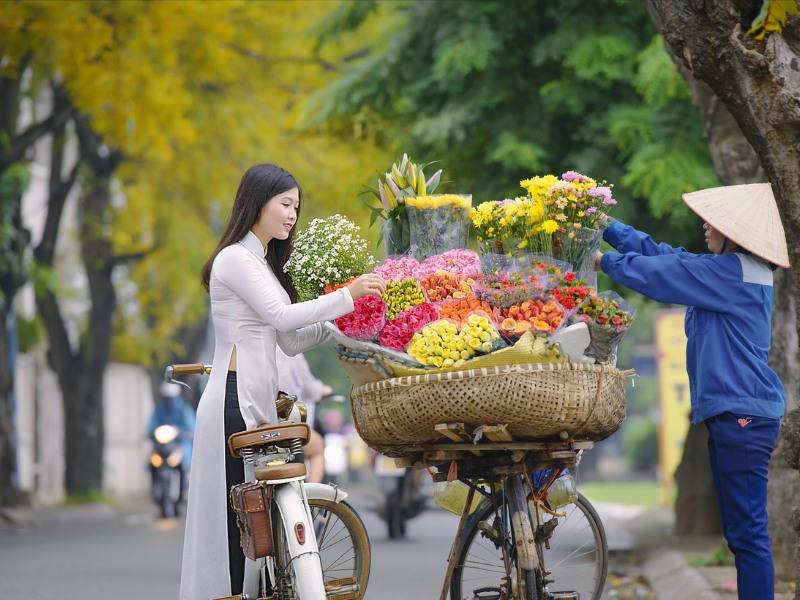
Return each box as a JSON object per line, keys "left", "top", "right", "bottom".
{"left": 148, "top": 381, "right": 197, "bottom": 505}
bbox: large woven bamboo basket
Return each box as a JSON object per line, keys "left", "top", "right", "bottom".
{"left": 349, "top": 361, "right": 631, "bottom": 458}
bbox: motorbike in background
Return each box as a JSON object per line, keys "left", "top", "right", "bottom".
{"left": 149, "top": 424, "right": 185, "bottom": 518}
{"left": 374, "top": 454, "right": 426, "bottom": 539}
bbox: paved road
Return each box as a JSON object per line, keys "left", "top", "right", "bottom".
{"left": 0, "top": 481, "right": 649, "bottom": 600}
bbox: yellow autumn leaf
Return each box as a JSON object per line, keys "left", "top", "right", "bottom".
{"left": 746, "top": 0, "right": 800, "bottom": 39}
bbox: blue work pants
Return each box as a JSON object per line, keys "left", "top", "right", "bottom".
{"left": 706, "top": 412, "right": 780, "bottom": 600}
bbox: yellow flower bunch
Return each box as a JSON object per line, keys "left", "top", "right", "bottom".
{"left": 470, "top": 200, "right": 504, "bottom": 242}
{"left": 382, "top": 278, "right": 427, "bottom": 319}
{"left": 521, "top": 174, "right": 559, "bottom": 201}
{"left": 406, "top": 194, "right": 472, "bottom": 210}
{"left": 460, "top": 313, "right": 502, "bottom": 354}
{"left": 494, "top": 197, "right": 553, "bottom": 256}
{"left": 407, "top": 314, "right": 501, "bottom": 368}
{"left": 407, "top": 319, "right": 471, "bottom": 368}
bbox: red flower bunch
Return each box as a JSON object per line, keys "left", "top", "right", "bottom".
{"left": 377, "top": 302, "right": 440, "bottom": 350}
{"left": 552, "top": 272, "right": 595, "bottom": 311}
{"left": 335, "top": 294, "right": 387, "bottom": 340}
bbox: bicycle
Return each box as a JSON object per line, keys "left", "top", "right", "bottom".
{"left": 165, "top": 364, "right": 370, "bottom": 600}
{"left": 396, "top": 435, "right": 607, "bottom": 600}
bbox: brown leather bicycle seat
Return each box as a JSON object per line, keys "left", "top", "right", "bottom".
{"left": 228, "top": 422, "right": 311, "bottom": 458}
{"left": 254, "top": 461, "right": 307, "bottom": 481}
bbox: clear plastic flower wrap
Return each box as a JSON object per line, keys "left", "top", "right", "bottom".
{"left": 418, "top": 270, "right": 476, "bottom": 303}
{"left": 371, "top": 256, "right": 420, "bottom": 282}
{"left": 495, "top": 294, "right": 567, "bottom": 341}
{"left": 405, "top": 194, "right": 472, "bottom": 261}
{"left": 514, "top": 254, "right": 573, "bottom": 292}
{"left": 414, "top": 248, "right": 481, "bottom": 280}
{"left": 335, "top": 294, "right": 387, "bottom": 341}
{"left": 550, "top": 271, "right": 596, "bottom": 318}
{"left": 552, "top": 225, "right": 604, "bottom": 274}
{"left": 381, "top": 277, "right": 428, "bottom": 319}
{"left": 437, "top": 295, "right": 497, "bottom": 325}
{"left": 574, "top": 290, "right": 636, "bottom": 363}
{"left": 480, "top": 252, "right": 514, "bottom": 275}
{"left": 472, "top": 269, "right": 545, "bottom": 309}
{"left": 376, "top": 302, "right": 440, "bottom": 350}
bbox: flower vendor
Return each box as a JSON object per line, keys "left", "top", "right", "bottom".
{"left": 594, "top": 183, "right": 789, "bottom": 600}
{"left": 181, "top": 163, "right": 385, "bottom": 600}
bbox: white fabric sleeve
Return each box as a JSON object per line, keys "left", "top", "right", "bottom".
{"left": 214, "top": 248, "right": 355, "bottom": 330}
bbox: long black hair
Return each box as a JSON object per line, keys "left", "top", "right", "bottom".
{"left": 201, "top": 164, "right": 301, "bottom": 302}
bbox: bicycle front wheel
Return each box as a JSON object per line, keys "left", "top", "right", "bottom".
{"left": 450, "top": 477, "right": 539, "bottom": 600}
{"left": 531, "top": 492, "right": 608, "bottom": 600}
{"left": 309, "top": 498, "right": 371, "bottom": 598}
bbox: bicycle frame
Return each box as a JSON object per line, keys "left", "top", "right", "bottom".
{"left": 242, "top": 478, "right": 324, "bottom": 600}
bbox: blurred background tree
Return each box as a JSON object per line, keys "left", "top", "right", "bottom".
{"left": 0, "top": 0, "right": 389, "bottom": 500}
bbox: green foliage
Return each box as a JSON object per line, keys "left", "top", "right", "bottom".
{"left": 690, "top": 544, "right": 735, "bottom": 567}
{"left": 622, "top": 415, "right": 659, "bottom": 473}
{"left": 15, "top": 315, "right": 43, "bottom": 353}
{"left": 0, "top": 164, "right": 31, "bottom": 300}
{"left": 302, "top": 0, "right": 718, "bottom": 255}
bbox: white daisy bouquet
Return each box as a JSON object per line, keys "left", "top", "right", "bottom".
{"left": 284, "top": 214, "right": 376, "bottom": 301}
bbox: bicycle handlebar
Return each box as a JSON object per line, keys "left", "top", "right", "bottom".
{"left": 164, "top": 363, "right": 211, "bottom": 390}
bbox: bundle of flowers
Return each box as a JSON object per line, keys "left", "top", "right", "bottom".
{"left": 382, "top": 278, "right": 427, "bottom": 319}
{"left": 438, "top": 296, "right": 497, "bottom": 325}
{"left": 363, "top": 154, "right": 444, "bottom": 256}
{"left": 551, "top": 272, "right": 595, "bottom": 312}
{"left": 497, "top": 297, "right": 565, "bottom": 339}
{"left": 372, "top": 256, "right": 420, "bottom": 281}
{"left": 473, "top": 271, "right": 544, "bottom": 308}
{"left": 528, "top": 171, "right": 617, "bottom": 272}
{"left": 406, "top": 194, "right": 472, "bottom": 261}
{"left": 470, "top": 199, "right": 507, "bottom": 255}
{"left": 335, "top": 294, "right": 387, "bottom": 340}
{"left": 406, "top": 314, "right": 503, "bottom": 368}
{"left": 574, "top": 291, "right": 636, "bottom": 363}
{"left": 285, "top": 214, "right": 376, "bottom": 301}
{"left": 415, "top": 248, "right": 481, "bottom": 279}
{"left": 377, "top": 302, "right": 440, "bottom": 350}
{"left": 515, "top": 254, "right": 572, "bottom": 292}
{"left": 419, "top": 271, "right": 475, "bottom": 302}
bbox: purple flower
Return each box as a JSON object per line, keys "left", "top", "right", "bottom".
{"left": 561, "top": 170, "right": 588, "bottom": 182}
{"left": 586, "top": 186, "right": 613, "bottom": 201}
{"left": 602, "top": 198, "right": 617, "bottom": 206}
{"left": 585, "top": 206, "right": 598, "bottom": 214}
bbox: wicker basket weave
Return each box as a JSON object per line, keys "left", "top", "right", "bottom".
{"left": 349, "top": 361, "right": 631, "bottom": 457}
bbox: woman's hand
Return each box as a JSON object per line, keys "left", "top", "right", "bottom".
{"left": 348, "top": 274, "right": 386, "bottom": 300}
{"left": 593, "top": 251, "right": 604, "bottom": 272}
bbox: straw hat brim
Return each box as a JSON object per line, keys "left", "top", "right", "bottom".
{"left": 682, "top": 183, "right": 790, "bottom": 268}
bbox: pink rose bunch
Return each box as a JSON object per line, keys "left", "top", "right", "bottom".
{"left": 415, "top": 249, "right": 480, "bottom": 279}
{"left": 335, "top": 294, "right": 387, "bottom": 340}
{"left": 372, "top": 256, "right": 420, "bottom": 281}
{"left": 377, "top": 302, "right": 440, "bottom": 350}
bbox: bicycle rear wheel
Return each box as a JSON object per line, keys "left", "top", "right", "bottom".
{"left": 309, "top": 498, "right": 371, "bottom": 598}
{"left": 531, "top": 492, "right": 608, "bottom": 600}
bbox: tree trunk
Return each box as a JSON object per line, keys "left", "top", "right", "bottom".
{"left": 769, "top": 267, "right": 799, "bottom": 580}
{"left": 648, "top": 0, "right": 800, "bottom": 586}
{"left": 34, "top": 104, "right": 121, "bottom": 496}
{"left": 0, "top": 305, "right": 18, "bottom": 506}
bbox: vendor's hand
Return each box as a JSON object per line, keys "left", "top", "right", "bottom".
{"left": 348, "top": 273, "right": 386, "bottom": 300}
{"left": 593, "top": 251, "right": 603, "bottom": 272}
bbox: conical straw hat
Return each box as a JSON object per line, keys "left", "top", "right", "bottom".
{"left": 682, "top": 183, "right": 790, "bottom": 268}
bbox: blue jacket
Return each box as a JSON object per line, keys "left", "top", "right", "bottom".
{"left": 600, "top": 221, "right": 785, "bottom": 424}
